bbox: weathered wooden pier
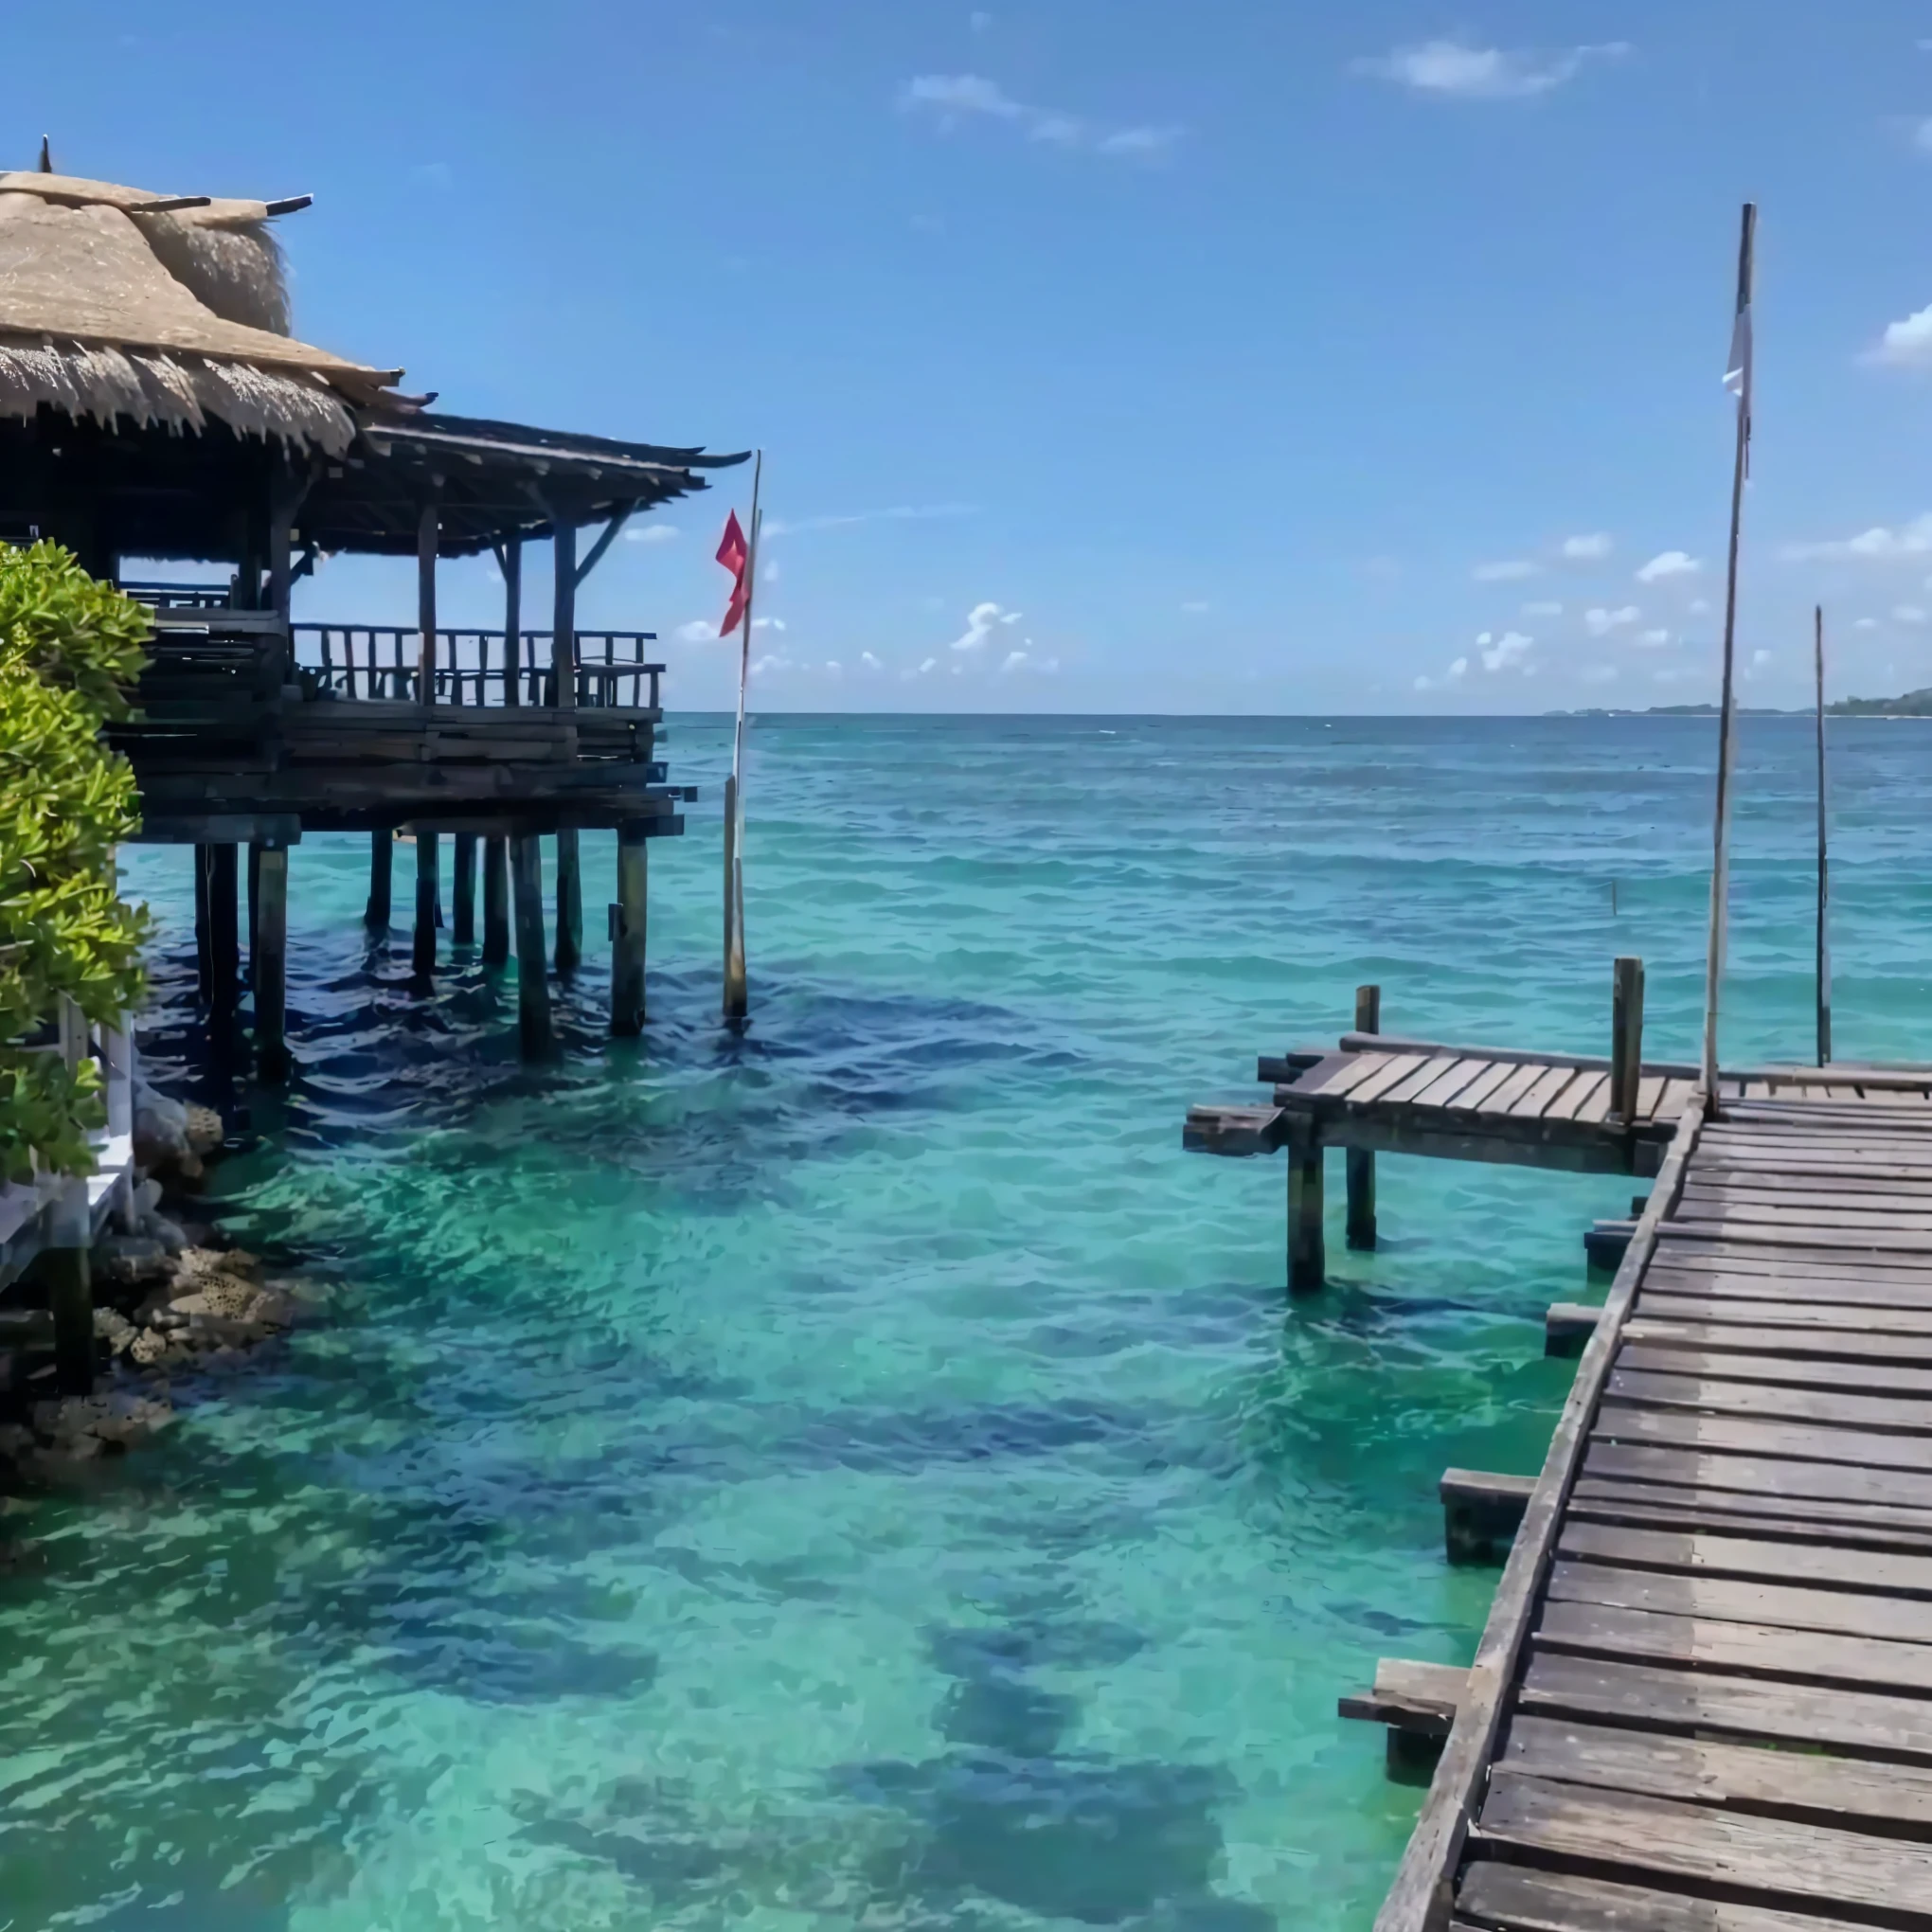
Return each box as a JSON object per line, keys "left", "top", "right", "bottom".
{"left": 1188, "top": 983, "right": 1932, "bottom": 1928}
{"left": 0, "top": 161, "right": 746, "bottom": 1068}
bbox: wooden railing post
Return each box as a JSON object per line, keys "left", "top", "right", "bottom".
{"left": 1347, "top": 982, "right": 1380, "bottom": 1249}
{"left": 1611, "top": 957, "right": 1644, "bottom": 1123}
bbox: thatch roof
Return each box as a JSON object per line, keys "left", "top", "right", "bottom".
{"left": 0, "top": 171, "right": 403, "bottom": 456}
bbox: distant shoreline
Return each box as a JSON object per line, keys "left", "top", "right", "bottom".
{"left": 1552, "top": 693, "right": 1932, "bottom": 719}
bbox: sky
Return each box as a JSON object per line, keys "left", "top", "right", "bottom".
{"left": 13, "top": 2, "right": 1932, "bottom": 713}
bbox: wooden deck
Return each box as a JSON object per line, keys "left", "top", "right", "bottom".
{"left": 1375, "top": 1087, "right": 1932, "bottom": 1932}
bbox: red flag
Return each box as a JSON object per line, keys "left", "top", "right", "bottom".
{"left": 716, "top": 510, "right": 750, "bottom": 637}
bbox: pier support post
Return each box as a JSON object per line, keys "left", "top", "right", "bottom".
{"left": 1287, "top": 1122, "right": 1325, "bottom": 1293}
{"left": 193, "top": 842, "right": 213, "bottom": 1000}
{"left": 1346, "top": 982, "right": 1380, "bottom": 1249}
{"left": 47, "top": 1179, "right": 93, "bottom": 1396}
{"left": 413, "top": 830, "right": 439, "bottom": 977}
{"left": 511, "top": 833, "right": 555, "bottom": 1056}
{"left": 367, "top": 831, "right": 393, "bottom": 930}
{"left": 555, "top": 829, "right": 582, "bottom": 974}
{"left": 246, "top": 840, "right": 260, "bottom": 978}
{"left": 453, "top": 833, "right": 477, "bottom": 947}
{"left": 253, "top": 840, "right": 290, "bottom": 1079}
{"left": 208, "top": 843, "right": 240, "bottom": 1016}
{"left": 1611, "top": 956, "right": 1645, "bottom": 1123}
{"left": 611, "top": 824, "right": 649, "bottom": 1036}
{"left": 481, "top": 837, "right": 510, "bottom": 966}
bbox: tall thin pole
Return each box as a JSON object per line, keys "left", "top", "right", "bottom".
{"left": 724, "top": 450, "right": 762, "bottom": 1020}
{"left": 1816, "top": 603, "right": 1831, "bottom": 1066}
{"left": 1701, "top": 201, "right": 1756, "bottom": 1109}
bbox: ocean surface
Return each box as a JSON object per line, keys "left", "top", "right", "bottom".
{"left": 6, "top": 713, "right": 1931, "bottom": 1932}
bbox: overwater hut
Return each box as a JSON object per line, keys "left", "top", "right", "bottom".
{"left": 0, "top": 156, "right": 747, "bottom": 1064}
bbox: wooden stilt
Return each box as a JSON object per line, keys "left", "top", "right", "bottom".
{"left": 208, "top": 843, "right": 240, "bottom": 1013}
{"left": 255, "top": 841, "right": 289, "bottom": 1078}
{"left": 555, "top": 828, "right": 582, "bottom": 974}
{"left": 413, "top": 829, "right": 438, "bottom": 976}
{"left": 246, "top": 839, "right": 260, "bottom": 979}
{"left": 1610, "top": 956, "right": 1644, "bottom": 1122}
{"left": 1288, "top": 1125, "right": 1325, "bottom": 1293}
{"left": 1346, "top": 982, "right": 1379, "bottom": 1249}
{"left": 510, "top": 832, "right": 555, "bottom": 1055}
{"left": 482, "top": 836, "right": 510, "bottom": 965}
{"left": 367, "top": 830, "right": 392, "bottom": 929}
{"left": 46, "top": 1186, "right": 94, "bottom": 1397}
{"left": 194, "top": 842, "right": 213, "bottom": 999}
{"left": 453, "top": 832, "right": 477, "bottom": 947}
{"left": 611, "top": 823, "right": 648, "bottom": 1036}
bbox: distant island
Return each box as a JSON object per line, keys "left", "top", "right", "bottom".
{"left": 1553, "top": 691, "right": 1932, "bottom": 719}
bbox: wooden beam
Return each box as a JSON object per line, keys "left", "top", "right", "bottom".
{"left": 417, "top": 494, "right": 439, "bottom": 708}
{"left": 499, "top": 536, "right": 522, "bottom": 707}
{"left": 45, "top": 1182, "right": 93, "bottom": 1397}
{"left": 412, "top": 829, "right": 438, "bottom": 976}
{"left": 1347, "top": 983, "right": 1380, "bottom": 1248}
{"left": 610, "top": 822, "right": 648, "bottom": 1035}
{"left": 1611, "top": 956, "right": 1644, "bottom": 1122}
{"left": 208, "top": 842, "right": 240, "bottom": 1015}
{"left": 554, "top": 830, "right": 582, "bottom": 975}
{"left": 510, "top": 832, "right": 554, "bottom": 1056}
{"left": 481, "top": 835, "right": 510, "bottom": 965}
{"left": 552, "top": 518, "right": 577, "bottom": 708}
{"left": 1287, "top": 1124, "right": 1325, "bottom": 1293}
{"left": 1441, "top": 1469, "right": 1535, "bottom": 1565}
{"left": 366, "top": 830, "right": 392, "bottom": 929}
{"left": 573, "top": 503, "right": 635, "bottom": 587}
{"left": 452, "top": 832, "right": 476, "bottom": 947}
{"left": 254, "top": 840, "right": 289, "bottom": 1079}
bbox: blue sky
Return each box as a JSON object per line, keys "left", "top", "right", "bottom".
{"left": 15, "top": 2, "right": 1932, "bottom": 712}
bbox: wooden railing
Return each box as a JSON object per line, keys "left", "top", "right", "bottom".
{"left": 290, "top": 626, "right": 663, "bottom": 710}
{"left": 118, "top": 580, "right": 235, "bottom": 611}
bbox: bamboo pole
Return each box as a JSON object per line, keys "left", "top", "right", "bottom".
{"left": 1816, "top": 603, "right": 1831, "bottom": 1066}
{"left": 1701, "top": 202, "right": 1756, "bottom": 1111}
{"left": 724, "top": 451, "right": 762, "bottom": 1021}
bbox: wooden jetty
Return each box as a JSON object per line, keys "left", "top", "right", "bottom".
{"left": 0, "top": 161, "right": 746, "bottom": 1064}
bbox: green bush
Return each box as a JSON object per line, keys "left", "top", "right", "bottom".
{"left": 0, "top": 543, "right": 150, "bottom": 1183}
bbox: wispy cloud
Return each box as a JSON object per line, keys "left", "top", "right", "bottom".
{"left": 1584, "top": 605, "right": 1641, "bottom": 636}
{"left": 1896, "top": 604, "right": 1928, "bottom": 624}
{"left": 1474, "top": 558, "right": 1537, "bottom": 581}
{"left": 1637, "top": 627, "right": 1672, "bottom": 648}
{"left": 1180, "top": 599, "right": 1212, "bottom": 614}
{"left": 1581, "top": 664, "right": 1618, "bottom": 685}
{"left": 1563, "top": 531, "right": 1614, "bottom": 561}
{"left": 1636, "top": 549, "right": 1700, "bottom": 582}
{"left": 624, "top": 523, "right": 679, "bottom": 546}
{"left": 999, "top": 648, "right": 1059, "bottom": 674}
{"left": 1414, "top": 654, "right": 1469, "bottom": 692}
{"left": 1478, "top": 629, "right": 1534, "bottom": 671}
{"left": 1868, "top": 303, "right": 1932, "bottom": 367}
{"left": 1782, "top": 513, "right": 1932, "bottom": 562}
{"left": 1522, "top": 599, "right": 1564, "bottom": 617}
{"left": 761, "top": 503, "right": 976, "bottom": 539}
{"left": 949, "top": 599, "right": 1023, "bottom": 652}
{"left": 902, "top": 74, "right": 1180, "bottom": 158}
{"left": 861, "top": 651, "right": 884, "bottom": 671}
{"left": 674, "top": 619, "right": 718, "bottom": 644}
{"left": 1353, "top": 38, "right": 1628, "bottom": 100}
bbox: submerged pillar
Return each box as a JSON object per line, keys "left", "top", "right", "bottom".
{"left": 254, "top": 841, "right": 290, "bottom": 1079}
{"left": 46, "top": 1180, "right": 94, "bottom": 1397}
{"left": 453, "top": 832, "right": 477, "bottom": 947}
{"left": 511, "top": 833, "right": 555, "bottom": 1056}
{"left": 1346, "top": 983, "right": 1380, "bottom": 1250}
{"left": 367, "top": 831, "right": 393, "bottom": 930}
{"left": 555, "top": 829, "right": 582, "bottom": 974}
{"left": 481, "top": 836, "right": 510, "bottom": 966}
{"left": 1287, "top": 1126, "right": 1325, "bottom": 1294}
{"left": 208, "top": 843, "right": 241, "bottom": 1015}
{"left": 611, "top": 824, "right": 649, "bottom": 1035}
{"left": 413, "top": 830, "right": 439, "bottom": 977}
{"left": 193, "top": 842, "right": 213, "bottom": 1000}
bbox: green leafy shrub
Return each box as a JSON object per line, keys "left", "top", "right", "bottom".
{"left": 0, "top": 542, "right": 150, "bottom": 1183}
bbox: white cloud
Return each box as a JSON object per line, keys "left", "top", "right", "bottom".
{"left": 1352, "top": 37, "right": 1628, "bottom": 100}
{"left": 1521, "top": 599, "right": 1564, "bottom": 617}
{"left": 902, "top": 74, "right": 1180, "bottom": 158}
{"left": 1413, "top": 654, "right": 1470, "bottom": 692}
{"left": 1474, "top": 559, "right": 1537, "bottom": 581}
{"left": 1869, "top": 304, "right": 1932, "bottom": 367}
{"left": 1563, "top": 531, "right": 1614, "bottom": 560}
{"left": 919, "top": 656, "right": 939, "bottom": 674}
{"left": 624, "top": 523, "right": 679, "bottom": 545}
{"left": 749, "top": 653, "right": 789, "bottom": 677}
{"left": 1688, "top": 597, "right": 1711, "bottom": 615}
{"left": 1478, "top": 630, "right": 1533, "bottom": 672}
{"left": 752, "top": 616, "right": 787, "bottom": 631}
{"left": 1749, "top": 648, "right": 1773, "bottom": 670}
{"left": 1583, "top": 604, "right": 1641, "bottom": 636}
{"left": 762, "top": 559, "right": 779, "bottom": 582}
{"left": 1783, "top": 513, "right": 1932, "bottom": 562}
{"left": 1637, "top": 628, "right": 1672, "bottom": 647}
{"left": 970, "top": 9, "right": 993, "bottom": 30}
{"left": 824, "top": 659, "right": 843, "bottom": 676}
{"left": 762, "top": 503, "right": 976, "bottom": 538}
{"left": 1855, "top": 617, "right": 1881, "bottom": 631}
{"left": 949, "top": 599, "right": 1023, "bottom": 652}
{"left": 1180, "top": 599, "right": 1212, "bottom": 614}
{"left": 860, "top": 651, "right": 883, "bottom": 671}
{"left": 1896, "top": 605, "right": 1929, "bottom": 624}
{"left": 1636, "top": 549, "right": 1700, "bottom": 582}
{"left": 674, "top": 619, "right": 718, "bottom": 644}
{"left": 1581, "top": 664, "right": 1619, "bottom": 685}
{"left": 1000, "top": 650, "right": 1029, "bottom": 673}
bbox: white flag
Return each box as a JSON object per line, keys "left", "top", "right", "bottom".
{"left": 1724, "top": 303, "right": 1752, "bottom": 397}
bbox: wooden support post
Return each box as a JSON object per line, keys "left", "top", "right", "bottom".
{"left": 1545, "top": 1302, "right": 1600, "bottom": 1358}
{"left": 417, "top": 496, "right": 439, "bottom": 707}
{"left": 208, "top": 843, "right": 240, "bottom": 1013}
{"left": 194, "top": 841, "right": 213, "bottom": 999}
{"left": 1346, "top": 982, "right": 1380, "bottom": 1249}
{"left": 452, "top": 833, "right": 477, "bottom": 947}
{"left": 246, "top": 839, "right": 260, "bottom": 977}
{"left": 723, "top": 774, "right": 747, "bottom": 1019}
{"left": 412, "top": 829, "right": 438, "bottom": 977}
{"left": 254, "top": 840, "right": 289, "bottom": 1078}
{"left": 46, "top": 1182, "right": 94, "bottom": 1397}
{"left": 553, "top": 518, "right": 578, "bottom": 708}
{"left": 1338, "top": 1659, "right": 1463, "bottom": 1788}
{"left": 502, "top": 537, "right": 523, "bottom": 707}
{"left": 1440, "top": 1469, "right": 1535, "bottom": 1565}
{"left": 555, "top": 830, "right": 582, "bottom": 974}
{"left": 1611, "top": 956, "right": 1644, "bottom": 1122}
{"left": 481, "top": 836, "right": 510, "bottom": 965}
{"left": 611, "top": 823, "right": 649, "bottom": 1035}
{"left": 1287, "top": 1124, "right": 1325, "bottom": 1293}
{"left": 367, "top": 830, "right": 392, "bottom": 930}
{"left": 510, "top": 833, "right": 555, "bottom": 1056}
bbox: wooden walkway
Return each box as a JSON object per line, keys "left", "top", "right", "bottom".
{"left": 1377, "top": 1087, "right": 1932, "bottom": 1932}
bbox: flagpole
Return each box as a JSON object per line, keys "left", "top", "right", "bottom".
{"left": 1816, "top": 602, "right": 1831, "bottom": 1067}
{"left": 724, "top": 450, "right": 761, "bottom": 1021}
{"left": 1701, "top": 201, "right": 1755, "bottom": 1113}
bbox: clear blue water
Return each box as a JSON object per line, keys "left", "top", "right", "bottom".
{"left": 5, "top": 714, "right": 1931, "bottom": 1931}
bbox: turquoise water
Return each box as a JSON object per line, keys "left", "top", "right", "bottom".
{"left": 5, "top": 714, "right": 1932, "bottom": 1930}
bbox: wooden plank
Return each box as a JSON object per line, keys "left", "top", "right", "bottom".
{"left": 1369, "top": 1102, "right": 1704, "bottom": 1932}
{"left": 1458, "top": 1864, "right": 1876, "bottom": 1932}
{"left": 1349, "top": 1052, "right": 1434, "bottom": 1106}
{"left": 1665, "top": 1218, "right": 1932, "bottom": 1254}
{"left": 1381, "top": 1053, "right": 1465, "bottom": 1105}
{"left": 1512, "top": 1064, "right": 1581, "bottom": 1119}
{"left": 1558, "top": 1519, "right": 1932, "bottom": 1598}
{"left": 1584, "top": 1439, "right": 1932, "bottom": 1512}
{"left": 1572, "top": 1074, "right": 1618, "bottom": 1126}
{"left": 1298, "top": 1050, "right": 1389, "bottom": 1099}
{"left": 1619, "top": 1340, "right": 1932, "bottom": 1396}
{"left": 1479, "top": 1061, "right": 1551, "bottom": 1116}
{"left": 1549, "top": 1556, "right": 1932, "bottom": 1644}
{"left": 1624, "top": 1315, "right": 1932, "bottom": 1363}
{"left": 1476, "top": 1771, "right": 1932, "bottom": 1917}
{"left": 1652, "top": 1249, "right": 1932, "bottom": 1288}
{"left": 1595, "top": 1404, "right": 1932, "bottom": 1475}
{"left": 1406, "top": 1057, "right": 1492, "bottom": 1108}
{"left": 1520, "top": 1648, "right": 1932, "bottom": 1762}
{"left": 1502, "top": 1710, "right": 1932, "bottom": 1827}
{"left": 1635, "top": 1073, "right": 1666, "bottom": 1121}
{"left": 1646, "top": 1266, "right": 1932, "bottom": 1309}
{"left": 1445, "top": 1060, "right": 1518, "bottom": 1114}
{"left": 1547, "top": 1071, "right": 1611, "bottom": 1124}
{"left": 1566, "top": 1486, "right": 1932, "bottom": 1554}
{"left": 1656, "top": 1077, "right": 1697, "bottom": 1118}
{"left": 1606, "top": 1367, "right": 1932, "bottom": 1435}
{"left": 1674, "top": 1199, "right": 1932, "bottom": 1233}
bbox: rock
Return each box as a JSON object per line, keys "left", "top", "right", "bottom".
{"left": 128, "top": 1329, "right": 170, "bottom": 1367}
{"left": 133, "top": 1178, "right": 162, "bottom": 1215}
{"left": 93, "top": 1309, "right": 136, "bottom": 1355}
{"left": 184, "top": 1104, "right": 224, "bottom": 1156}
{"left": 132, "top": 1084, "right": 191, "bottom": 1172}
